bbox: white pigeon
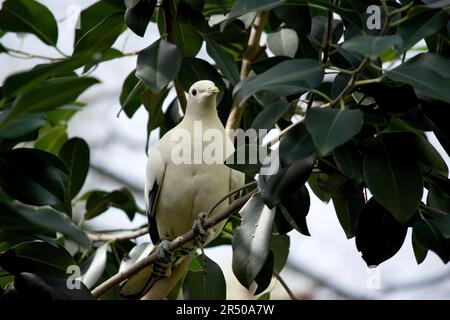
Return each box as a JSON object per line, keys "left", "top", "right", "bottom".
{"left": 120, "top": 80, "right": 244, "bottom": 299}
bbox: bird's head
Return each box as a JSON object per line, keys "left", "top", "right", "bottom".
{"left": 187, "top": 80, "right": 219, "bottom": 106}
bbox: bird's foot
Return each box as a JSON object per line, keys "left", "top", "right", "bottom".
{"left": 156, "top": 240, "right": 172, "bottom": 264}
{"left": 192, "top": 212, "right": 208, "bottom": 246}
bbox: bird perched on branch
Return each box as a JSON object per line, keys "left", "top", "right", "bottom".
{"left": 120, "top": 80, "right": 244, "bottom": 299}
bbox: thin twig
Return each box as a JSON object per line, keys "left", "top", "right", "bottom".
{"left": 3, "top": 46, "right": 64, "bottom": 61}
{"left": 91, "top": 190, "right": 256, "bottom": 298}
{"left": 88, "top": 227, "right": 148, "bottom": 242}
{"left": 322, "top": 10, "right": 333, "bottom": 64}
{"left": 273, "top": 270, "right": 298, "bottom": 300}
{"left": 225, "top": 11, "right": 268, "bottom": 133}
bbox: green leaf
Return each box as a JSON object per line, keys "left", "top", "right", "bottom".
{"left": 254, "top": 251, "right": 274, "bottom": 295}
{"left": 0, "top": 114, "right": 46, "bottom": 140}
{"left": 232, "top": 194, "right": 275, "bottom": 288}
{"left": 363, "top": 135, "right": 423, "bottom": 224}
{"left": 183, "top": 254, "right": 226, "bottom": 300}
{"left": 80, "top": 243, "right": 108, "bottom": 289}
{"left": 279, "top": 122, "right": 316, "bottom": 166}
{"left": 305, "top": 108, "right": 363, "bottom": 156}
{"left": 75, "top": 0, "right": 124, "bottom": 45}
{"left": 236, "top": 59, "right": 324, "bottom": 104}
{"left": 84, "top": 188, "right": 138, "bottom": 221}
{"left": 270, "top": 234, "right": 290, "bottom": 272}
{"left": 355, "top": 198, "right": 408, "bottom": 266}
{"left": 2, "top": 53, "right": 95, "bottom": 98}
{"left": 332, "top": 193, "right": 365, "bottom": 239}
{"left": 0, "top": 241, "right": 75, "bottom": 277}
{"left": 342, "top": 35, "right": 402, "bottom": 59}
{"left": 413, "top": 218, "right": 450, "bottom": 263}
{"left": 125, "top": 0, "right": 157, "bottom": 37}
{"left": 0, "top": 148, "right": 70, "bottom": 213}
{"left": 173, "top": 21, "right": 203, "bottom": 57}
{"left": 34, "top": 124, "right": 68, "bottom": 155}
{"left": 73, "top": 13, "right": 125, "bottom": 54}
{"left": 0, "top": 77, "right": 99, "bottom": 130}
{"left": 260, "top": 154, "right": 314, "bottom": 208}
{"left": 136, "top": 39, "right": 181, "bottom": 93}
{"left": 59, "top": 138, "right": 90, "bottom": 199}
{"left": 308, "top": 173, "right": 331, "bottom": 203}
{"left": 141, "top": 87, "right": 170, "bottom": 151}
{"left": 205, "top": 38, "right": 240, "bottom": 85}
{"left": 0, "top": 201, "right": 90, "bottom": 248}
{"left": 225, "top": 144, "right": 265, "bottom": 177}
{"left": 251, "top": 102, "right": 292, "bottom": 135}
{"left": 278, "top": 186, "right": 311, "bottom": 236}
{"left": 0, "top": 0, "right": 58, "bottom": 46}
{"left": 267, "top": 28, "right": 299, "bottom": 58}
{"left": 332, "top": 142, "right": 364, "bottom": 184}
{"left": 227, "top": 0, "right": 285, "bottom": 21}
{"left": 178, "top": 57, "right": 226, "bottom": 103}
{"left": 386, "top": 53, "right": 450, "bottom": 104}
{"left": 396, "top": 9, "right": 448, "bottom": 51}
{"left": 412, "top": 230, "right": 428, "bottom": 264}
{"left": 120, "top": 71, "right": 145, "bottom": 118}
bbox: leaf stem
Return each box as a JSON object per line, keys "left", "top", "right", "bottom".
{"left": 273, "top": 270, "right": 297, "bottom": 300}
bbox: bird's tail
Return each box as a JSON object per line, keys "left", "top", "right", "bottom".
{"left": 119, "top": 244, "right": 194, "bottom": 299}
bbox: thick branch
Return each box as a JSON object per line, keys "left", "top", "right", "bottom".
{"left": 91, "top": 191, "right": 255, "bottom": 298}
{"left": 87, "top": 227, "right": 148, "bottom": 242}
{"left": 225, "top": 11, "right": 268, "bottom": 133}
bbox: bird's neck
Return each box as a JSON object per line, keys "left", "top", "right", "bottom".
{"left": 183, "top": 101, "right": 219, "bottom": 123}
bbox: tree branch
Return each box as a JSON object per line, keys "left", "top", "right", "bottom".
{"left": 273, "top": 270, "right": 298, "bottom": 300}
{"left": 322, "top": 10, "right": 333, "bottom": 64}
{"left": 3, "top": 46, "right": 64, "bottom": 61}
{"left": 91, "top": 190, "right": 256, "bottom": 298}
{"left": 87, "top": 226, "right": 148, "bottom": 242}
{"left": 225, "top": 11, "right": 268, "bottom": 133}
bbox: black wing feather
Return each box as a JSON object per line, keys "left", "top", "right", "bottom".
{"left": 147, "top": 181, "right": 160, "bottom": 244}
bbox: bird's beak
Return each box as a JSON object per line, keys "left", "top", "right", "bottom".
{"left": 207, "top": 86, "right": 219, "bottom": 94}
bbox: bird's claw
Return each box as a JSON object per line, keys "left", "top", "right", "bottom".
{"left": 192, "top": 212, "right": 207, "bottom": 246}
{"left": 156, "top": 240, "right": 172, "bottom": 263}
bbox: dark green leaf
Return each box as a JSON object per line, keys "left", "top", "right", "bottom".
{"left": 279, "top": 122, "right": 316, "bottom": 166}
{"left": 363, "top": 135, "right": 423, "bottom": 224}
{"left": 0, "top": 148, "right": 70, "bottom": 213}
{"left": 386, "top": 53, "right": 450, "bottom": 104}
{"left": 84, "top": 188, "right": 138, "bottom": 221}
{"left": 305, "top": 108, "right": 363, "bottom": 156}
{"left": 332, "top": 142, "right": 364, "bottom": 184}
{"left": 173, "top": 21, "right": 203, "bottom": 57}
{"left": 0, "top": 241, "right": 75, "bottom": 277}
{"left": 254, "top": 251, "right": 274, "bottom": 295}
{"left": 183, "top": 254, "right": 226, "bottom": 300}
{"left": 34, "top": 124, "right": 68, "bottom": 155}
{"left": 178, "top": 57, "right": 226, "bottom": 103}
{"left": 0, "top": 114, "right": 45, "bottom": 140}
{"left": 413, "top": 218, "right": 450, "bottom": 263}
{"left": 342, "top": 35, "right": 402, "bottom": 59}
{"left": 412, "top": 230, "right": 428, "bottom": 264}
{"left": 332, "top": 193, "right": 365, "bottom": 239}
{"left": 0, "top": 77, "right": 99, "bottom": 130}
{"left": 232, "top": 194, "right": 275, "bottom": 288}
{"left": 125, "top": 0, "right": 157, "bottom": 37}
{"left": 225, "top": 144, "right": 265, "bottom": 177}
{"left": 396, "top": 9, "right": 448, "bottom": 51}
{"left": 0, "top": 0, "right": 58, "bottom": 46}
{"left": 59, "top": 138, "right": 90, "bottom": 199}
{"left": 236, "top": 59, "right": 324, "bottom": 104}
{"left": 355, "top": 198, "right": 408, "bottom": 266}
{"left": 205, "top": 38, "right": 240, "bottom": 85}
{"left": 136, "top": 39, "right": 181, "bottom": 93}
{"left": 120, "top": 71, "right": 145, "bottom": 118}
{"left": 251, "top": 102, "right": 292, "bottom": 135}
{"left": 261, "top": 154, "right": 314, "bottom": 208}
{"left": 73, "top": 13, "right": 125, "bottom": 54}
{"left": 278, "top": 186, "right": 310, "bottom": 236}
{"left": 270, "top": 234, "right": 290, "bottom": 272}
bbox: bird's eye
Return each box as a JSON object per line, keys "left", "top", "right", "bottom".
{"left": 192, "top": 89, "right": 197, "bottom": 96}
